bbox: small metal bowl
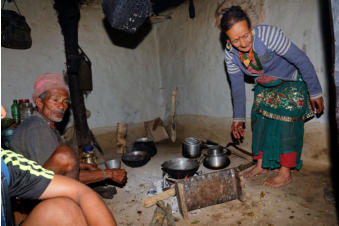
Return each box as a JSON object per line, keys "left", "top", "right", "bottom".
{"left": 105, "top": 159, "right": 121, "bottom": 169}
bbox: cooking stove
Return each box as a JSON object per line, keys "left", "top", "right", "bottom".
{"left": 161, "top": 170, "right": 203, "bottom": 190}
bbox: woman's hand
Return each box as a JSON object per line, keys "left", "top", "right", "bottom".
{"left": 231, "top": 121, "right": 245, "bottom": 139}
{"left": 310, "top": 96, "right": 324, "bottom": 115}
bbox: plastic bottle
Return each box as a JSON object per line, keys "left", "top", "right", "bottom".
{"left": 11, "top": 100, "right": 20, "bottom": 123}
{"left": 20, "top": 99, "right": 33, "bottom": 122}
{"left": 81, "top": 145, "right": 97, "bottom": 166}
{"left": 18, "top": 99, "right": 24, "bottom": 122}
{"left": 24, "top": 100, "right": 33, "bottom": 119}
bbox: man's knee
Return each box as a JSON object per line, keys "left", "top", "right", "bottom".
{"left": 23, "top": 197, "right": 86, "bottom": 226}
{"left": 51, "top": 145, "right": 78, "bottom": 172}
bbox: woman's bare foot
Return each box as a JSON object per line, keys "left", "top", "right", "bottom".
{"left": 263, "top": 167, "right": 291, "bottom": 188}
{"left": 243, "top": 166, "right": 268, "bottom": 178}
{"left": 242, "top": 159, "right": 267, "bottom": 179}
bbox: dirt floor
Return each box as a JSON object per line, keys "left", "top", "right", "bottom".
{"left": 95, "top": 140, "right": 338, "bottom": 226}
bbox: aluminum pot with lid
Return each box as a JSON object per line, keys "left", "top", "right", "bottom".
{"left": 182, "top": 137, "right": 202, "bottom": 158}
{"left": 203, "top": 147, "right": 230, "bottom": 169}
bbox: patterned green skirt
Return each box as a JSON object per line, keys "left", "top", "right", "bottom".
{"left": 251, "top": 78, "right": 314, "bottom": 169}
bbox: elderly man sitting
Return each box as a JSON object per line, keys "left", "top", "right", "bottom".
{"left": 11, "top": 73, "right": 127, "bottom": 185}
{"left": 2, "top": 105, "right": 117, "bottom": 226}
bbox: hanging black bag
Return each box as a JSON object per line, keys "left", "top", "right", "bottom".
{"left": 1, "top": 0, "right": 32, "bottom": 49}
{"left": 102, "top": 0, "right": 152, "bottom": 33}
{"left": 77, "top": 46, "right": 93, "bottom": 92}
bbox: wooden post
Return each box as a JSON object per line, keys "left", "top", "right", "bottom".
{"left": 54, "top": 0, "right": 91, "bottom": 148}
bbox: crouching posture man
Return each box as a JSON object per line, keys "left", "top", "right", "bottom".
{"left": 11, "top": 73, "right": 126, "bottom": 185}
{"left": 1, "top": 149, "right": 117, "bottom": 226}
{"left": 1, "top": 105, "right": 117, "bottom": 226}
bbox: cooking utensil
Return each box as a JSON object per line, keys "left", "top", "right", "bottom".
{"left": 170, "top": 89, "right": 177, "bottom": 142}
{"left": 161, "top": 158, "right": 200, "bottom": 179}
{"left": 144, "top": 167, "right": 244, "bottom": 219}
{"left": 182, "top": 137, "right": 202, "bottom": 158}
{"left": 203, "top": 147, "right": 230, "bottom": 169}
{"left": 105, "top": 159, "right": 121, "bottom": 169}
{"left": 122, "top": 149, "right": 150, "bottom": 167}
{"left": 201, "top": 140, "right": 231, "bottom": 155}
{"left": 226, "top": 142, "right": 252, "bottom": 156}
{"left": 206, "top": 147, "right": 224, "bottom": 155}
{"left": 225, "top": 142, "right": 253, "bottom": 161}
{"left": 133, "top": 137, "right": 157, "bottom": 156}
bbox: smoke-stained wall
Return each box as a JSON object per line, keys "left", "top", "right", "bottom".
{"left": 1, "top": 0, "right": 328, "bottom": 128}
{"left": 1, "top": 0, "right": 162, "bottom": 128}
{"left": 157, "top": 0, "right": 328, "bottom": 123}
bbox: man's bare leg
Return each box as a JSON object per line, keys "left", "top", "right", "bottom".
{"left": 22, "top": 197, "right": 87, "bottom": 226}
{"left": 243, "top": 159, "right": 268, "bottom": 178}
{"left": 43, "top": 145, "right": 80, "bottom": 179}
{"left": 263, "top": 166, "right": 292, "bottom": 188}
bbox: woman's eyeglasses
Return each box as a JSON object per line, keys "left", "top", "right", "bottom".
{"left": 230, "top": 32, "right": 251, "bottom": 46}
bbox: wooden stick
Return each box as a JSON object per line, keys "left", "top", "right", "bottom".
{"left": 176, "top": 183, "right": 189, "bottom": 219}
{"left": 143, "top": 188, "right": 176, "bottom": 208}
{"left": 170, "top": 89, "right": 177, "bottom": 142}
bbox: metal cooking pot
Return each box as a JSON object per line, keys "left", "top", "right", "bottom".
{"left": 182, "top": 137, "right": 202, "bottom": 158}
{"left": 162, "top": 158, "right": 200, "bottom": 179}
{"left": 122, "top": 149, "right": 150, "bottom": 167}
{"left": 206, "top": 146, "right": 224, "bottom": 155}
{"left": 133, "top": 137, "right": 157, "bottom": 156}
{"left": 203, "top": 148, "right": 230, "bottom": 170}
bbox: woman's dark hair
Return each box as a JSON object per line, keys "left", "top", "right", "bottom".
{"left": 220, "top": 6, "right": 251, "bottom": 32}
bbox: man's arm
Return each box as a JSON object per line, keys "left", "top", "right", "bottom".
{"left": 79, "top": 166, "right": 127, "bottom": 185}
{"left": 39, "top": 175, "right": 117, "bottom": 226}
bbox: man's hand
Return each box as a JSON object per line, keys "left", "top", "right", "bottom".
{"left": 310, "top": 96, "right": 324, "bottom": 115}
{"left": 231, "top": 121, "right": 245, "bottom": 139}
{"left": 80, "top": 162, "right": 98, "bottom": 171}
{"left": 107, "top": 169, "right": 127, "bottom": 184}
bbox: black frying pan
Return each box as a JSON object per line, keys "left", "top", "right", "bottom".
{"left": 161, "top": 158, "right": 200, "bottom": 179}
{"left": 122, "top": 149, "right": 150, "bottom": 167}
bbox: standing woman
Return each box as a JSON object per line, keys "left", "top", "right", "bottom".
{"left": 219, "top": 6, "right": 324, "bottom": 187}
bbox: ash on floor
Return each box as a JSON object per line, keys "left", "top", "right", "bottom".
{"left": 99, "top": 141, "right": 337, "bottom": 226}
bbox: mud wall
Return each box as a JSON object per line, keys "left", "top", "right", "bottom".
{"left": 2, "top": 0, "right": 329, "bottom": 131}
